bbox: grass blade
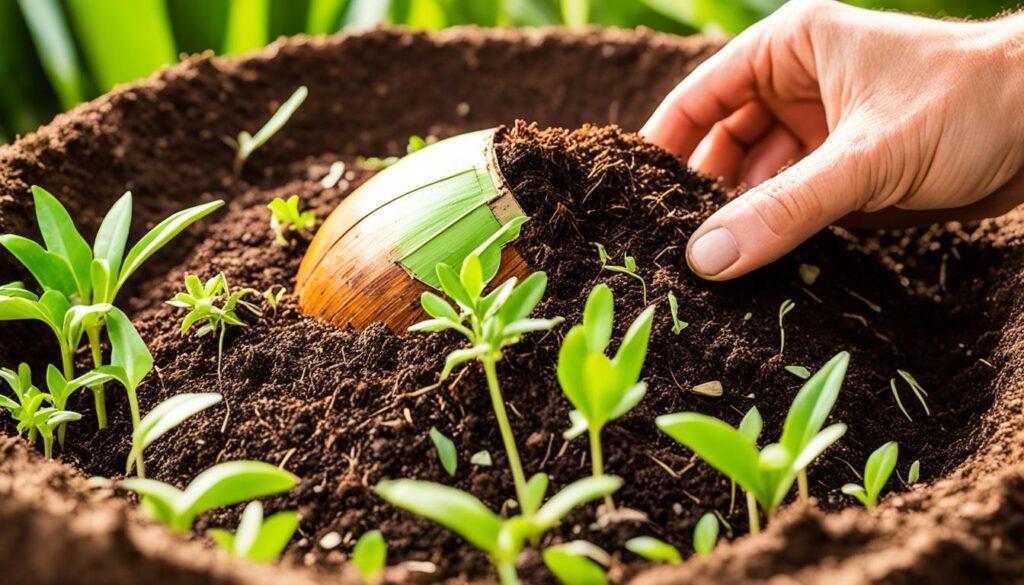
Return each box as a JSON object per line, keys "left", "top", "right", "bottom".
{"left": 223, "top": 0, "right": 271, "bottom": 55}
{"left": 17, "top": 0, "right": 89, "bottom": 109}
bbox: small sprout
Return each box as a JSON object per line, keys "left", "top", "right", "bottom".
{"left": 842, "top": 441, "right": 899, "bottom": 510}
{"left": 410, "top": 216, "right": 562, "bottom": 513}
{"left": 208, "top": 501, "right": 299, "bottom": 563}
{"left": 667, "top": 292, "right": 688, "bottom": 334}
{"left": 778, "top": 299, "right": 795, "bottom": 354}
{"left": 168, "top": 273, "right": 260, "bottom": 382}
{"left": 558, "top": 284, "right": 654, "bottom": 510}
{"left": 119, "top": 460, "right": 297, "bottom": 533}
{"left": 127, "top": 392, "right": 223, "bottom": 478}
{"left": 470, "top": 450, "right": 493, "bottom": 467}
{"left": 691, "top": 381, "right": 723, "bottom": 397}
{"left": 743, "top": 312, "right": 752, "bottom": 321}
{"left": 352, "top": 529, "right": 387, "bottom": 584}
{"left": 784, "top": 365, "right": 811, "bottom": 380}
{"left": 263, "top": 285, "right": 287, "bottom": 317}
{"left": 267, "top": 196, "right": 318, "bottom": 247}
{"left": 907, "top": 460, "right": 921, "bottom": 485}
{"left": 375, "top": 475, "right": 620, "bottom": 585}
{"left": 624, "top": 536, "right": 681, "bottom": 564}
{"left": 228, "top": 86, "right": 308, "bottom": 177}
{"left": 32, "top": 408, "right": 82, "bottom": 459}
{"left": 429, "top": 427, "right": 458, "bottom": 477}
{"left": 897, "top": 369, "right": 930, "bottom": 416}
{"left": 0, "top": 187, "right": 222, "bottom": 427}
{"left": 798, "top": 263, "right": 820, "bottom": 286}
{"left": 658, "top": 352, "right": 849, "bottom": 533}
{"left": 407, "top": 135, "right": 428, "bottom": 153}
{"left": 593, "top": 242, "right": 647, "bottom": 304}
{"left": 693, "top": 512, "right": 719, "bottom": 557}
{"left": 543, "top": 541, "right": 609, "bottom": 585}
{"left": 889, "top": 378, "right": 912, "bottom": 422}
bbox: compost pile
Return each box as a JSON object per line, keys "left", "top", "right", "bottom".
{"left": 2, "top": 27, "right": 1023, "bottom": 585}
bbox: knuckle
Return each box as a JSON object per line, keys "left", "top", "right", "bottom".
{"left": 746, "top": 179, "right": 825, "bottom": 239}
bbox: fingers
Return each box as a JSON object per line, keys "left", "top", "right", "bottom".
{"left": 739, "top": 125, "right": 803, "bottom": 186}
{"left": 640, "top": 29, "right": 762, "bottom": 159}
{"left": 690, "top": 101, "right": 775, "bottom": 185}
{"left": 687, "top": 132, "right": 869, "bottom": 280}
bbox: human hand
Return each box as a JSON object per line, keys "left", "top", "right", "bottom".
{"left": 641, "top": 0, "right": 1024, "bottom": 280}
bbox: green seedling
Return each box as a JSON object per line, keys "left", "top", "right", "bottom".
{"left": 128, "top": 392, "right": 223, "bottom": 478}
{"left": 907, "top": 460, "right": 920, "bottom": 485}
{"left": 0, "top": 186, "right": 222, "bottom": 427}
{"left": 593, "top": 242, "right": 647, "bottom": 304}
{"left": 693, "top": 512, "right": 719, "bottom": 557}
{"left": 375, "top": 475, "right": 620, "bottom": 585}
{"left": 357, "top": 156, "right": 399, "bottom": 170}
{"left": 658, "top": 352, "right": 850, "bottom": 533}
{"left": 168, "top": 273, "right": 260, "bottom": 382}
{"left": 429, "top": 426, "right": 458, "bottom": 476}
{"left": 352, "top": 529, "right": 387, "bottom": 584}
{"left": 558, "top": 283, "right": 654, "bottom": 510}
{"left": 891, "top": 369, "right": 930, "bottom": 421}
{"left": 208, "top": 501, "right": 298, "bottom": 563}
{"left": 624, "top": 536, "right": 681, "bottom": 564}
{"left": 729, "top": 406, "right": 762, "bottom": 517}
{"left": 263, "top": 285, "right": 286, "bottom": 317}
{"left": 842, "top": 441, "right": 898, "bottom": 510}
{"left": 409, "top": 216, "right": 562, "bottom": 513}
{"left": 0, "top": 363, "right": 47, "bottom": 443}
{"left": 227, "top": 86, "right": 308, "bottom": 177}
{"left": 543, "top": 541, "right": 609, "bottom": 585}
{"left": 44, "top": 364, "right": 119, "bottom": 445}
{"left": 666, "top": 292, "right": 687, "bottom": 334}
{"left": 30, "top": 407, "right": 82, "bottom": 459}
{"left": 267, "top": 195, "right": 318, "bottom": 247}
{"left": 778, "top": 299, "right": 795, "bottom": 354}
{"left": 119, "top": 460, "right": 297, "bottom": 533}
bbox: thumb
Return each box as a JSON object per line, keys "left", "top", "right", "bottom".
{"left": 686, "top": 134, "right": 872, "bottom": 280}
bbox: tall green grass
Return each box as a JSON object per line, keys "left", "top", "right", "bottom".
{"left": 0, "top": 0, "right": 1012, "bottom": 143}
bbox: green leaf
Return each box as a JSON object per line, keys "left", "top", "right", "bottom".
{"left": 421, "top": 291, "right": 458, "bottom": 320}
{"left": 459, "top": 254, "right": 484, "bottom": 300}
{"left": 0, "top": 234, "right": 78, "bottom": 296}
{"left": 118, "top": 200, "right": 225, "bottom": 290}
{"left": 65, "top": 0, "right": 177, "bottom": 91}
{"left": 233, "top": 500, "right": 266, "bottom": 557}
{"left": 352, "top": 529, "right": 387, "bottom": 581}
{"left": 693, "top": 512, "right": 718, "bottom": 557}
{"left": 582, "top": 284, "right": 613, "bottom": 353}
{"left": 791, "top": 423, "right": 847, "bottom": 472}
{"left": 557, "top": 326, "right": 591, "bottom": 415}
{"left": 375, "top": 479, "right": 501, "bottom": 554}
{"left": 118, "top": 478, "right": 184, "bottom": 528}
{"left": 607, "top": 382, "right": 646, "bottom": 422}
{"left": 543, "top": 546, "right": 608, "bottom": 585}
{"left": 522, "top": 472, "right": 549, "bottom": 516}
{"left": 238, "top": 86, "right": 308, "bottom": 161}
{"left": 32, "top": 185, "right": 93, "bottom": 297}
{"left": 93, "top": 192, "right": 132, "bottom": 282}
{"left": 0, "top": 294, "right": 61, "bottom": 333}
{"left": 106, "top": 308, "right": 152, "bottom": 390}
{"left": 436, "top": 263, "right": 474, "bottom": 309}
{"left": 429, "top": 427, "right": 458, "bottom": 476}
{"left": 208, "top": 528, "right": 236, "bottom": 554}
{"left": 563, "top": 410, "right": 589, "bottom": 440}
{"left": 533, "top": 475, "right": 622, "bottom": 530}
{"left": 625, "top": 536, "right": 681, "bottom": 564}
{"left": 470, "top": 450, "right": 492, "bottom": 466}
{"left": 498, "top": 271, "right": 547, "bottom": 324}
{"left": 129, "top": 393, "right": 223, "bottom": 473}
{"left": 612, "top": 305, "right": 655, "bottom": 384}
{"left": 779, "top": 351, "right": 849, "bottom": 457}
{"left": 784, "top": 365, "right": 811, "bottom": 379}
{"left": 16, "top": 0, "right": 88, "bottom": 109}
{"left": 656, "top": 412, "right": 764, "bottom": 500}
{"left": 907, "top": 460, "right": 920, "bottom": 485}
{"left": 90, "top": 259, "right": 112, "bottom": 304}
{"left": 478, "top": 277, "right": 516, "bottom": 319}
{"left": 441, "top": 345, "right": 488, "bottom": 379}
{"left": 502, "top": 317, "right": 563, "bottom": 337}
{"left": 739, "top": 406, "right": 762, "bottom": 443}
{"left": 179, "top": 461, "right": 298, "bottom": 526}
{"left": 864, "top": 441, "right": 898, "bottom": 502}
{"left": 468, "top": 215, "right": 528, "bottom": 284}
{"left": 248, "top": 509, "right": 298, "bottom": 562}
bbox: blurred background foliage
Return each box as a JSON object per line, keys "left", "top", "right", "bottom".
{"left": 0, "top": 0, "right": 1014, "bottom": 143}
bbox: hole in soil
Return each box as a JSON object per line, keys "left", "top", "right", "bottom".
{"left": 1, "top": 116, "right": 1002, "bottom": 582}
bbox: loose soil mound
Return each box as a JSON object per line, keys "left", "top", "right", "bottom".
{"left": 1, "top": 26, "right": 1022, "bottom": 585}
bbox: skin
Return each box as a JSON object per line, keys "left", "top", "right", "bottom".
{"left": 640, "top": 0, "right": 1024, "bottom": 280}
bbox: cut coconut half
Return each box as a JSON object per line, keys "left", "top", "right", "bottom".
{"left": 296, "top": 128, "right": 530, "bottom": 332}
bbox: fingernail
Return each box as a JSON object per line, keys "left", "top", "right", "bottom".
{"left": 689, "top": 228, "right": 740, "bottom": 277}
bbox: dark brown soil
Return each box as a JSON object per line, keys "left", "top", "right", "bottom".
{"left": 0, "top": 25, "right": 1022, "bottom": 585}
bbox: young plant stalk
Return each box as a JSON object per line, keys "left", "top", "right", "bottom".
{"left": 557, "top": 284, "right": 654, "bottom": 512}
{"left": 409, "top": 216, "right": 562, "bottom": 513}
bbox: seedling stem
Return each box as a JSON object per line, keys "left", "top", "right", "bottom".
{"left": 483, "top": 357, "right": 527, "bottom": 509}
